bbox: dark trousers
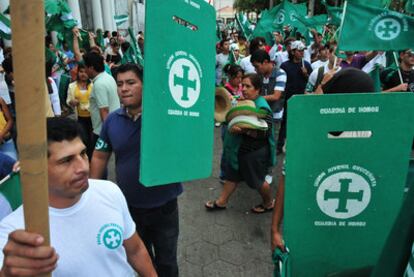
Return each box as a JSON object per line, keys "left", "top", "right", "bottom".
{"left": 128, "top": 199, "right": 179, "bottom": 277}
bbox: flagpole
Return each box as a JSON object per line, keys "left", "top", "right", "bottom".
{"left": 392, "top": 51, "right": 404, "bottom": 84}
{"left": 10, "top": 2, "right": 51, "bottom": 277}
{"left": 336, "top": 0, "right": 348, "bottom": 49}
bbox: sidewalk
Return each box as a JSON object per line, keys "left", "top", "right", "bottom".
{"left": 177, "top": 127, "right": 281, "bottom": 277}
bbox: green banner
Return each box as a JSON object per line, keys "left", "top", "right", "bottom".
{"left": 338, "top": 1, "right": 414, "bottom": 51}
{"left": 0, "top": 172, "right": 22, "bottom": 211}
{"left": 284, "top": 93, "right": 414, "bottom": 276}
{"left": 140, "top": 0, "right": 215, "bottom": 186}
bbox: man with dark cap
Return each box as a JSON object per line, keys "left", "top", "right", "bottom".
{"left": 381, "top": 49, "right": 414, "bottom": 93}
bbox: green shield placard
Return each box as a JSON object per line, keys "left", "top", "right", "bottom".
{"left": 284, "top": 93, "right": 414, "bottom": 276}
{"left": 140, "top": 0, "right": 215, "bottom": 186}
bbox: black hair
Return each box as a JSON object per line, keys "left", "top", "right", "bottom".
{"left": 47, "top": 117, "right": 87, "bottom": 155}
{"left": 250, "top": 49, "right": 270, "bottom": 64}
{"left": 243, "top": 73, "right": 262, "bottom": 90}
{"left": 322, "top": 68, "right": 375, "bottom": 94}
{"left": 238, "top": 35, "right": 246, "bottom": 41}
{"left": 76, "top": 64, "right": 91, "bottom": 85}
{"left": 219, "top": 38, "right": 229, "bottom": 47}
{"left": 111, "top": 31, "right": 118, "bottom": 37}
{"left": 2, "top": 56, "right": 13, "bottom": 74}
{"left": 103, "top": 30, "right": 110, "bottom": 38}
{"left": 83, "top": 51, "right": 105, "bottom": 73}
{"left": 248, "top": 37, "right": 265, "bottom": 55}
{"left": 121, "top": 42, "right": 130, "bottom": 53}
{"left": 114, "top": 63, "right": 144, "bottom": 83}
{"left": 223, "top": 63, "right": 243, "bottom": 79}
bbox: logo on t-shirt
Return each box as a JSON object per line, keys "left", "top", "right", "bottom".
{"left": 97, "top": 223, "right": 124, "bottom": 250}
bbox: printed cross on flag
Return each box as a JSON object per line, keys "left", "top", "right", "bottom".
{"left": 338, "top": 1, "right": 414, "bottom": 51}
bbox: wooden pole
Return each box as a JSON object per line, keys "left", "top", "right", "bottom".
{"left": 10, "top": 2, "right": 51, "bottom": 277}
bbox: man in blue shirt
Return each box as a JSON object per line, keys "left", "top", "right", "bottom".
{"left": 90, "top": 64, "right": 182, "bottom": 277}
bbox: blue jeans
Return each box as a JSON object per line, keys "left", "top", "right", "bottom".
{"left": 0, "top": 139, "right": 17, "bottom": 160}
{"left": 128, "top": 199, "right": 179, "bottom": 277}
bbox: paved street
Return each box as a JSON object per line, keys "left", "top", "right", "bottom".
{"left": 177, "top": 127, "right": 280, "bottom": 277}
{"left": 107, "top": 127, "right": 282, "bottom": 276}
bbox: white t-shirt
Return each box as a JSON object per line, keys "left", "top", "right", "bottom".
{"left": 306, "top": 64, "right": 341, "bottom": 93}
{"left": 216, "top": 53, "right": 229, "bottom": 86}
{"left": 311, "top": 60, "right": 329, "bottom": 71}
{"left": 48, "top": 77, "right": 61, "bottom": 116}
{"left": 274, "top": 51, "right": 289, "bottom": 68}
{"left": 0, "top": 73, "right": 10, "bottom": 105}
{"left": 239, "top": 55, "right": 256, "bottom": 74}
{"left": 0, "top": 179, "right": 136, "bottom": 277}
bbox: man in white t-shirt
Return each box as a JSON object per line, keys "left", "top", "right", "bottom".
{"left": 0, "top": 117, "right": 156, "bottom": 277}
{"left": 306, "top": 47, "right": 342, "bottom": 94}
{"left": 216, "top": 39, "right": 230, "bottom": 86}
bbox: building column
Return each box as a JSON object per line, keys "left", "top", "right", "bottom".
{"left": 91, "top": 0, "right": 104, "bottom": 31}
{"left": 67, "top": 0, "right": 83, "bottom": 28}
{"left": 101, "top": 0, "right": 115, "bottom": 32}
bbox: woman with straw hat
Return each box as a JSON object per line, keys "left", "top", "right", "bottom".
{"left": 206, "top": 73, "right": 276, "bottom": 213}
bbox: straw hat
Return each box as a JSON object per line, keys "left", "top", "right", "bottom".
{"left": 225, "top": 100, "right": 267, "bottom": 122}
{"left": 214, "top": 87, "right": 232, "bottom": 123}
{"left": 228, "top": 115, "right": 268, "bottom": 130}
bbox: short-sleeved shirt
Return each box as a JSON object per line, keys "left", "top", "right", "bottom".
{"left": 340, "top": 54, "right": 368, "bottom": 69}
{"left": 216, "top": 53, "right": 229, "bottom": 86}
{"left": 380, "top": 68, "right": 414, "bottom": 92}
{"left": 306, "top": 64, "right": 341, "bottom": 93}
{"left": 0, "top": 180, "right": 136, "bottom": 276}
{"left": 280, "top": 59, "right": 313, "bottom": 100}
{"left": 240, "top": 55, "right": 256, "bottom": 74}
{"left": 97, "top": 108, "right": 183, "bottom": 209}
{"left": 89, "top": 72, "right": 120, "bottom": 135}
{"left": 261, "top": 66, "right": 287, "bottom": 115}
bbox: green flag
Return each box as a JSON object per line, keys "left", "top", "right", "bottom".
{"left": 122, "top": 27, "right": 144, "bottom": 66}
{"left": 348, "top": 0, "right": 391, "bottom": 8}
{"left": 96, "top": 29, "right": 105, "bottom": 50}
{"left": 0, "top": 172, "right": 22, "bottom": 213}
{"left": 235, "top": 12, "right": 252, "bottom": 40}
{"left": 45, "top": 0, "right": 77, "bottom": 33}
{"left": 368, "top": 64, "right": 382, "bottom": 92}
{"left": 406, "top": 0, "right": 414, "bottom": 14}
{"left": 114, "top": 14, "right": 128, "bottom": 26}
{"left": 271, "top": 0, "right": 307, "bottom": 31}
{"left": 338, "top": 2, "right": 414, "bottom": 51}
{"left": 0, "top": 13, "right": 11, "bottom": 40}
{"left": 252, "top": 1, "right": 307, "bottom": 45}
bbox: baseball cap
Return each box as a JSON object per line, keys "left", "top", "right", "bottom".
{"left": 230, "top": 43, "right": 239, "bottom": 51}
{"left": 290, "top": 40, "right": 306, "bottom": 51}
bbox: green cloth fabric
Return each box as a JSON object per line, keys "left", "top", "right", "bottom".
{"left": 224, "top": 96, "right": 276, "bottom": 170}
{"left": 273, "top": 248, "right": 290, "bottom": 277}
{"left": 0, "top": 172, "right": 22, "bottom": 211}
{"left": 338, "top": 2, "right": 414, "bottom": 51}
